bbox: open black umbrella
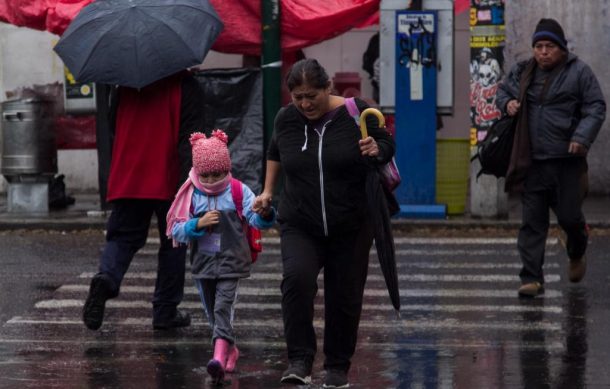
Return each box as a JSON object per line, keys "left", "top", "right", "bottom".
{"left": 54, "top": 0, "right": 223, "bottom": 89}
{"left": 360, "top": 109, "right": 401, "bottom": 313}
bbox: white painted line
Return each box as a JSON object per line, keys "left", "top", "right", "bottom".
{"left": 0, "top": 337, "right": 564, "bottom": 350}
{"left": 259, "top": 237, "right": 557, "bottom": 245}
{"left": 6, "top": 317, "right": 561, "bottom": 332}
{"left": 253, "top": 249, "right": 558, "bottom": 257}
{"left": 373, "top": 261, "right": 560, "bottom": 269}
{"left": 77, "top": 271, "right": 561, "bottom": 284}
{"left": 59, "top": 284, "right": 281, "bottom": 296}
{"left": 146, "top": 236, "right": 558, "bottom": 246}
{"left": 57, "top": 284, "right": 564, "bottom": 298}
{"left": 125, "top": 259, "right": 561, "bottom": 270}
{"left": 136, "top": 248, "right": 560, "bottom": 258}
{"left": 395, "top": 274, "right": 561, "bottom": 283}
{"left": 35, "top": 299, "right": 562, "bottom": 314}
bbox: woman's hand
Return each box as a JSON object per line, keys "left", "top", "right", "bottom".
{"left": 253, "top": 192, "right": 273, "bottom": 216}
{"left": 359, "top": 136, "right": 379, "bottom": 157}
{"left": 196, "top": 210, "right": 220, "bottom": 230}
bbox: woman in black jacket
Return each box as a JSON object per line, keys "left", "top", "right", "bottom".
{"left": 253, "top": 59, "right": 395, "bottom": 388}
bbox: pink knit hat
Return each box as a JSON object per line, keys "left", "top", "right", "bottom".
{"left": 190, "top": 129, "right": 231, "bottom": 175}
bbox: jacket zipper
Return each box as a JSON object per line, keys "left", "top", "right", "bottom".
{"left": 315, "top": 121, "right": 331, "bottom": 236}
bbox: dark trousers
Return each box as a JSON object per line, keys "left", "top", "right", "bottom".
{"left": 518, "top": 158, "right": 589, "bottom": 284}
{"left": 97, "top": 199, "right": 187, "bottom": 322}
{"left": 279, "top": 221, "right": 373, "bottom": 372}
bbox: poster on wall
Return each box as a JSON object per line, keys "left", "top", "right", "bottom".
{"left": 469, "top": 0, "right": 505, "bottom": 147}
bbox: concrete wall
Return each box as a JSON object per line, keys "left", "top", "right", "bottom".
{"left": 504, "top": 1, "right": 610, "bottom": 194}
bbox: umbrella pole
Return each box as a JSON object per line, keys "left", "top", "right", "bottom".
{"left": 262, "top": 0, "right": 281, "bottom": 188}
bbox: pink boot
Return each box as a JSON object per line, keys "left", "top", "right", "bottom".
{"left": 226, "top": 345, "right": 240, "bottom": 373}
{"left": 207, "top": 338, "right": 229, "bottom": 382}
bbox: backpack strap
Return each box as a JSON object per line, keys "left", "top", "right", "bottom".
{"left": 230, "top": 178, "right": 244, "bottom": 221}
{"left": 344, "top": 97, "right": 360, "bottom": 126}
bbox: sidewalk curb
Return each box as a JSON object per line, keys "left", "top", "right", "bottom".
{"left": 1, "top": 216, "right": 609, "bottom": 232}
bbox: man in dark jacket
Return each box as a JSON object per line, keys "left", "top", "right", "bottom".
{"left": 496, "top": 18, "right": 606, "bottom": 297}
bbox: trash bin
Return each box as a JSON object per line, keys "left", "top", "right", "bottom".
{"left": 436, "top": 138, "right": 470, "bottom": 215}
{"left": 1, "top": 98, "right": 57, "bottom": 213}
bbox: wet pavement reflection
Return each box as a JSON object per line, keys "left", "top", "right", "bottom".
{"left": 1, "top": 231, "right": 610, "bottom": 387}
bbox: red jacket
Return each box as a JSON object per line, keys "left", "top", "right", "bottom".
{"left": 107, "top": 74, "right": 184, "bottom": 201}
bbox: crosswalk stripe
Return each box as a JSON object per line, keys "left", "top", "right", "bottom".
{"left": 124, "top": 253, "right": 561, "bottom": 273}
{"left": 77, "top": 271, "right": 562, "bottom": 283}
{"left": 0, "top": 337, "right": 565, "bottom": 350}
{"left": 136, "top": 248, "right": 560, "bottom": 257}
{"left": 34, "top": 299, "right": 563, "bottom": 314}
{"left": 126, "top": 258, "right": 561, "bottom": 270}
{"left": 10, "top": 236, "right": 569, "bottom": 347}
{"left": 145, "top": 236, "right": 559, "bottom": 245}
{"left": 6, "top": 317, "right": 562, "bottom": 332}
{"left": 57, "top": 284, "right": 563, "bottom": 298}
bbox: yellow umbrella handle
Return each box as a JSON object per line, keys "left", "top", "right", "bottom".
{"left": 359, "top": 108, "right": 386, "bottom": 139}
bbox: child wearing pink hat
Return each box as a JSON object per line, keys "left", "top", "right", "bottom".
{"left": 167, "top": 129, "right": 276, "bottom": 383}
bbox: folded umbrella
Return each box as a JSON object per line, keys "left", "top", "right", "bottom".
{"left": 54, "top": 0, "right": 223, "bottom": 89}
{"left": 359, "top": 108, "right": 401, "bottom": 313}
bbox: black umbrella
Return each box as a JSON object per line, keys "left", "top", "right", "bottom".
{"left": 54, "top": 0, "right": 223, "bottom": 89}
{"left": 360, "top": 109, "right": 401, "bottom": 313}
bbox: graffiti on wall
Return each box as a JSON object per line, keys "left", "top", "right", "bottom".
{"left": 469, "top": 0, "right": 505, "bottom": 146}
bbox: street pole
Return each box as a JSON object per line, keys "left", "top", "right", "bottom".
{"left": 261, "top": 0, "right": 281, "bottom": 185}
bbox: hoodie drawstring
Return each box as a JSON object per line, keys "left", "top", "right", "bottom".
{"left": 301, "top": 124, "right": 309, "bottom": 151}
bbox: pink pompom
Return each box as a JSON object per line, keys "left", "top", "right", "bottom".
{"left": 211, "top": 129, "right": 229, "bottom": 144}
{"left": 189, "top": 132, "right": 206, "bottom": 145}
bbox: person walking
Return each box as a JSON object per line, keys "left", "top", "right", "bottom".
{"left": 82, "top": 71, "right": 205, "bottom": 330}
{"left": 167, "top": 129, "right": 276, "bottom": 383}
{"left": 253, "top": 58, "right": 395, "bottom": 388}
{"left": 496, "top": 18, "right": 606, "bottom": 297}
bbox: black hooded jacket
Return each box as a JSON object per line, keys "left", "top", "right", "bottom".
{"left": 268, "top": 98, "right": 395, "bottom": 237}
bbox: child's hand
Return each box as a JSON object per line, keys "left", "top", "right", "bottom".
{"left": 253, "top": 192, "right": 273, "bottom": 215}
{"left": 197, "top": 210, "right": 220, "bottom": 230}
{"left": 259, "top": 206, "right": 273, "bottom": 220}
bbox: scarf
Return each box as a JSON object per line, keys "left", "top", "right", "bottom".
{"left": 505, "top": 56, "right": 567, "bottom": 193}
{"left": 166, "top": 168, "right": 232, "bottom": 246}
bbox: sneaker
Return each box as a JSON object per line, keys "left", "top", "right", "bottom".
{"left": 518, "top": 282, "right": 544, "bottom": 297}
{"left": 323, "top": 369, "right": 349, "bottom": 388}
{"left": 153, "top": 310, "right": 191, "bottom": 330}
{"left": 82, "top": 274, "right": 114, "bottom": 330}
{"left": 569, "top": 255, "right": 587, "bottom": 283}
{"left": 280, "top": 360, "right": 312, "bottom": 385}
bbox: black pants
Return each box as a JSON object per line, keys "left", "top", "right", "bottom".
{"left": 279, "top": 221, "right": 374, "bottom": 372}
{"left": 97, "top": 199, "right": 187, "bottom": 322}
{"left": 518, "top": 158, "right": 589, "bottom": 284}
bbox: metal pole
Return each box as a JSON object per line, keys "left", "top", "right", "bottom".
{"left": 261, "top": 0, "right": 281, "bottom": 178}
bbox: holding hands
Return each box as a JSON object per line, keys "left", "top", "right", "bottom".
{"left": 253, "top": 192, "right": 274, "bottom": 219}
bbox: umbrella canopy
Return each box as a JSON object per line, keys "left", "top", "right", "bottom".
{"left": 360, "top": 109, "right": 400, "bottom": 312}
{"left": 53, "top": 0, "right": 223, "bottom": 89}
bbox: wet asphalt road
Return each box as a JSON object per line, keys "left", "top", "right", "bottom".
{"left": 1, "top": 228, "right": 610, "bottom": 388}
